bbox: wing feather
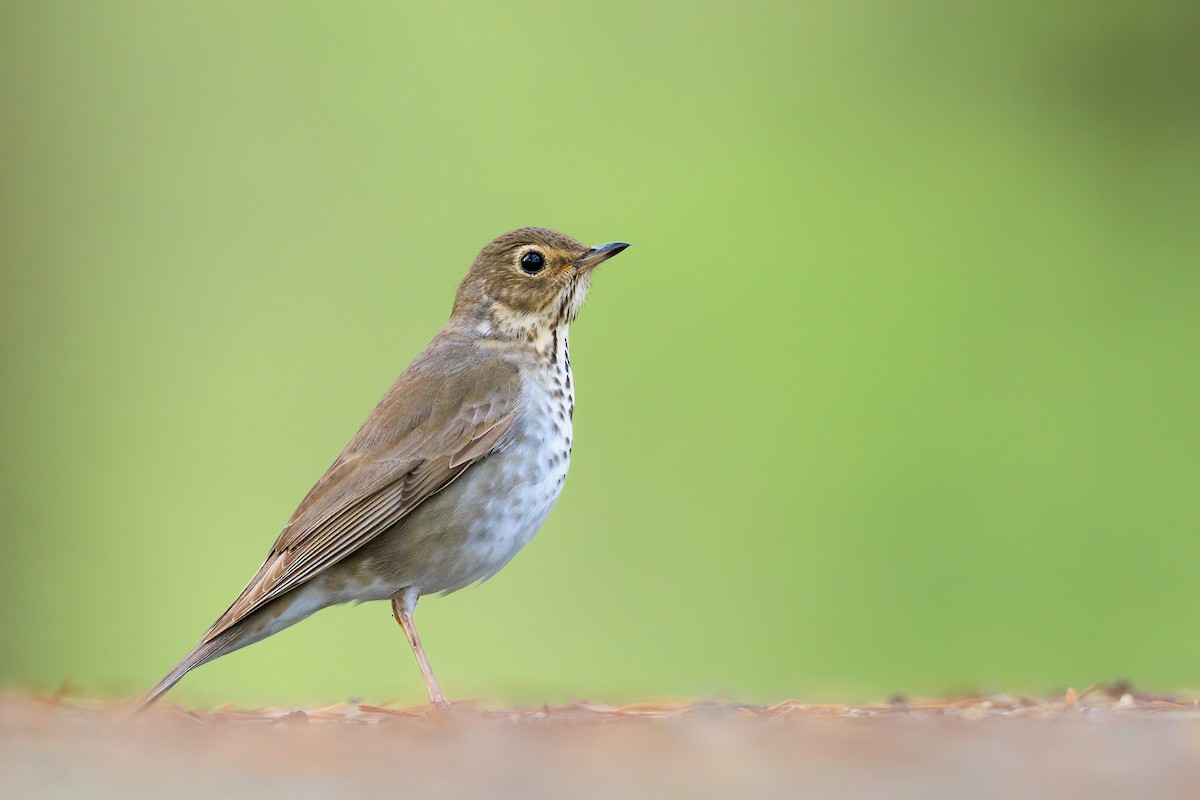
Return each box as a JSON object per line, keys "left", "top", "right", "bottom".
{"left": 204, "top": 338, "right": 520, "bottom": 640}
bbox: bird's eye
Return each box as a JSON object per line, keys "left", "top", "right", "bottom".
{"left": 520, "top": 251, "right": 545, "bottom": 274}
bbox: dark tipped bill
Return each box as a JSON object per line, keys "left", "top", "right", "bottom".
{"left": 576, "top": 241, "right": 630, "bottom": 270}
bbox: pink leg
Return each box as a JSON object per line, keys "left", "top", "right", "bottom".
{"left": 391, "top": 590, "right": 450, "bottom": 711}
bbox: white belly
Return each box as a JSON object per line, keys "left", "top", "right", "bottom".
{"left": 448, "top": 369, "right": 573, "bottom": 587}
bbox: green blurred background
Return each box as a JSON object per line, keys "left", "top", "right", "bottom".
{"left": 2, "top": 1, "right": 1198, "bottom": 708}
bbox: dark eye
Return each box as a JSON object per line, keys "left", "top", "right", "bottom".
{"left": 520, "top": 251, "right": 545, "bottom": 274}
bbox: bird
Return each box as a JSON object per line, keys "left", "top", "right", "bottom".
{"left": 137, "top": 227, "right": 630, "bottom": 711}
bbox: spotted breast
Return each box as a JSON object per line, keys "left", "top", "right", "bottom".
{"left": 421, "top": 328, "right": 575, "bottom": 593}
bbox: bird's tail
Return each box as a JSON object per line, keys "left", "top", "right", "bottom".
{"left": 135, "top": 578, "right": 336, "bottom": 712}
{"left": 134, "top": 628, "right": 239, "bottom": 713}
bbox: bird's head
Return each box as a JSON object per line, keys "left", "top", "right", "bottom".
{"left": 452, "top": 227, "right": 629, "bottom": 336}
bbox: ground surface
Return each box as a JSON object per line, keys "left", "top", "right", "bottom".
{"left": 3, "top": 687, "right": 1199, "bottom": 799}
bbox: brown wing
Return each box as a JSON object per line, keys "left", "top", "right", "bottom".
{"left": 204, "top": 338, "right": 520, "bottom": 640}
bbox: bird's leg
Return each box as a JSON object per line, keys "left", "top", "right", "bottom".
{"left": 391, "top": 589, "right": 451, "bottom": 712}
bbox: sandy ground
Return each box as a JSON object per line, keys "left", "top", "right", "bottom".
{"left": 3, "top": 687, "right": 1199, "bottom": 799}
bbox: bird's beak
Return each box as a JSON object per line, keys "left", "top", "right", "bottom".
{"left": 575, "top": 241, "right": 630, "bottom": 271}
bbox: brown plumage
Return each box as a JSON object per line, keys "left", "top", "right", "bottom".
{"left": 139, "top": 227, "right": 629, "bottom": 710}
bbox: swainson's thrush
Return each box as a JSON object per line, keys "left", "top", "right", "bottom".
{"left": 138, "top": 227, "right": 629, "bottom": 710}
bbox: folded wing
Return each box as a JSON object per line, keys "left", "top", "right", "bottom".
{"left": 205, "top": 345, "right": 521, "bottom": 641}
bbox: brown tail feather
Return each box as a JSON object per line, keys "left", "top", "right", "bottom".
{"left": 136, "top": 573, "right": 341, "bottom": 712}
{"left": 134, "top": 628, "right": 240, "bottom": 713}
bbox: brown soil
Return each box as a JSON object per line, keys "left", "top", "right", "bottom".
{"left": 3, "top": 686, "right": 1199, "bottom": 799}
